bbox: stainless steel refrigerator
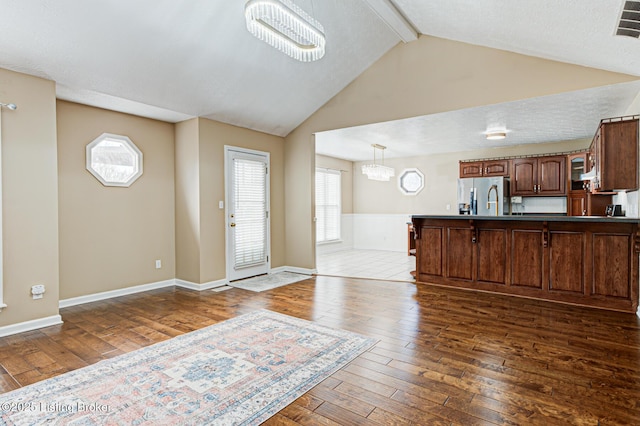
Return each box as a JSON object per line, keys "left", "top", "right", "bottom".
{"left": 457, "top": 177, "right": 510, "bottom": 216}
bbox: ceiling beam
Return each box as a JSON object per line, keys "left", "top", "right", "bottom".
{"left": 361, "top": 0, "right": 418, "bottom": 43}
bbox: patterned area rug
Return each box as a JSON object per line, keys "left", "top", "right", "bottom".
{"left": 229, "top": 272, "right": 311, "bottom": 292}
{"left": 0, "top": 310, "right": 375, "bottom": 425}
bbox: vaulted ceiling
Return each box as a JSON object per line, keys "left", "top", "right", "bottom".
{"left": 1, "top": 1, "right": 639, "bottom": 160}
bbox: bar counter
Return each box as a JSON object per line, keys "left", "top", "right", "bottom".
{"left": 411, "top": 215, "right": 640, "bottom": 313}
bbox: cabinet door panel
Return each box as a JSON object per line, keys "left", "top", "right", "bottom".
{"left": 592, "top": 234, "right": 631, "bottom": 298}
{"left": 511, "top": 159, "right": 536, "bottom": 195}
{"left": 538, "top": 156, "right": 566, "bottom": 195}
{"left": 484, "top": 160, "right": 510, "bottom": 177}
{"left": 600, "top": 120, "right": 638, "bottom": 191}
{"left": 476, "top": 229, "right": 507, "bottom": 284}
{"left": 417, "top": 226, "right": 443, "bottom": 277}
{"left": 459, "top": 161, "right": 483, "bottom": 178}
{"left": 511, "top": 230, "right": 543, "bottom": 289}
{"left": 447, "top": 227, "right": 473, "bottom": 280}
{"left": 568, "top": 192, "right": 586, "bottom": 216}
{"left": 548, "top": 231, "right": 585, "bottom": 294}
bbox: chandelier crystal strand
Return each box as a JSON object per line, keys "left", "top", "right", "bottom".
{"left": 361, "top": 144, "right": 395, "bottom": 181}
{"left": 245, "top": 0, "right": 326, "bottom": 62}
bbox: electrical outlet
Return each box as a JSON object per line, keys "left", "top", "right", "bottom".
{"left": 511, "top": 196, "right": 523, "bottom": 204}
{"left": 31, "top": 284, "right": 45, "bottom": 300}
{"left": 155, "top": 259, "right": 162, "bottom": 269}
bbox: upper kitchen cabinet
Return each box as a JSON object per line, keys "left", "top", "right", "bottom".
{"left": 511, "top": 155, "right": 566, "bottom": 196}
{"left": 459, "top": 159, "right": 510, "bottom": 178}
{"left": 568, "top": 152, "right": 588, "bottom": 191}
{"left": 589, "top": 117, "right": 638, "bottom": 192}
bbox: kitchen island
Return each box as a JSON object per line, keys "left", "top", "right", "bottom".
{"left": 411, "top": 215, "right": 640, "bottom": 313}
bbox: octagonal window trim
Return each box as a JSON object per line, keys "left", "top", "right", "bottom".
{"left": 398, "top": 168, "right": 425, "bottom": 196}
{"left": 86, "top": 133, "right": 143, "bottom": 187}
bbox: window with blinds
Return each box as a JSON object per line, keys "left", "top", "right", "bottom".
{"left": 233, "top": 158, "right": 267, "bottom": 268}
{"left": 316, "top": 168, "right": 341, "bottom": 243}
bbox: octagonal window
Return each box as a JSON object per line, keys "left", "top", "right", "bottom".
{"left": 398, "top": 168, "right": 424, "bottom": 196}
{"left": 86, "top": 133, "right": 143, "bottom": 187}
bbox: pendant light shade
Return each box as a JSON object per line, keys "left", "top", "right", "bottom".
{"left": 245, "top": 0, "right": 326, "bottom": 62}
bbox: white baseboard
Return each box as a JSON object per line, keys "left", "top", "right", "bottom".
{"left": 271, "top": 266, "right": 316, "bottom": 275}
{"left": 59, "top": 279, "right": 176, "bottom": 309}
{"left": 175, "top": 278, "right": 228, "bottom": 291}
{"left": 0, "top": 315, "right": 63, "bottom": 338}
{"left": 60, "top": 278, "right": 232, "bottom": 309}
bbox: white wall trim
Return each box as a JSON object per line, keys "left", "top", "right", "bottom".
{"left": 0, "top": 315, "right": 63, "bottom": 338}
{"left": 271, "top": 266, "right": 317, "bottom": 275}
{"left": 59, "top": 279, "right": 176, "bottom": 309}
{"left": 0, "top": 110, "right": 5, "bottom": 311}
{"left": 59, "top": 277, "right": 231, "bottom": 310}
{"left": 175, "top": 278, "right": 228, "bottom": 291}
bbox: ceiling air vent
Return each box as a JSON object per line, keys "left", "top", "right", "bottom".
{"left": 617, "top": 1, "right": 640, "bottom": 38}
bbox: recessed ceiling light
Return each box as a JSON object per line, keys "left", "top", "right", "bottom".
{"left": 486, "top": 131, "right": 507, "bottom": 140}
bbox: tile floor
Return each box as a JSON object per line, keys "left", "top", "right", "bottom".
{"left": 316, "top": 249, "right": 415, "bottom": 282}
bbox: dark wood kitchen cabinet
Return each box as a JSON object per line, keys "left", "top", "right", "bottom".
{"left": 568, "top": 191, "right": 612, "bottom": 216}
{"left": 459, "top": 159, "right": 510, "bottom": 178}
{"left": 511, "top": 155, "right": 566, "bottom": 196}
{"left": 590, "top": 117, "right": 639, "bottom": 192}
{"left": 510, "top": 229, "right": 544, "bottom": 289}
{"left": 568, "top": 191, "right": 587, "bottom": 216}
{"left": 567, "top": 151, "right": 612, "bottom": 216}
{"left": 412, "top": 216, "right": 640, "bottom": 313}
{"left": 475, "top": 227, "right": 507, "bottom": 286}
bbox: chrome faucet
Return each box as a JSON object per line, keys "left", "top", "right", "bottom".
{"left": 487, "top": 184, "right": 499, "bottom": 216}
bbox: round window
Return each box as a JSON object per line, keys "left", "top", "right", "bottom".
{"left": 398, "top": 168, "right": 424, "bottom": 195}
{"left": 86, "top": 133, "right": 143, "bottom": 187}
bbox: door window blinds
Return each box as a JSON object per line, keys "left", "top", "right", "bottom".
{"left": 234, "top": 158, "right": 267, "bottom": 268}
{"left": 316, "top": 168, "right": 341, "bottom": 243}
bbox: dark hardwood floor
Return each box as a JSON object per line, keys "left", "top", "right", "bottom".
{"left": 0, "top": 275, "right": 639, "bottom": 424}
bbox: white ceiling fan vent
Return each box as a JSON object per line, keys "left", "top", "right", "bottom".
{"left": 617, "top": 1, "right": 640, "bottom": 38}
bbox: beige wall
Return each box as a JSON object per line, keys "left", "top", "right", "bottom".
{"left": 315, "top": 154, "right": 353, "bottom": 214}
{"left": 0, "top": 69, "right": 59, "bottom": 326}
{"left": 175, "top": 119, "right": 201, "bottom": 283}
{"left": 354, "top": 139, "right": 590, "bottom": 214}
{"left": 175, "top": 118, "right": 285, "bottom": 284}
{"left": 57, "top": 101, "right": 175, "bottom": 299}
{"left": 285, "top": 35, "right": 638, "bottom": 270}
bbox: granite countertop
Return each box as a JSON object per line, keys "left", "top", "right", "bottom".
{"left": 411, "top": 214, "right": 640, "bottom": 223}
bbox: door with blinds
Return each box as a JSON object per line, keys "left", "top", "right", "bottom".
{"left": 225, "top": 147, "right": 270, "bottom": 282}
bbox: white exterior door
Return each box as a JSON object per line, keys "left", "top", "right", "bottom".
{"left": 225, "top": 146, "right": 270, "bottom": 281}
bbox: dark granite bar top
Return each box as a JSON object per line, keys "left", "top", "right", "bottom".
{"left": 411, "top": 215, "right": 640, "bottom": 224}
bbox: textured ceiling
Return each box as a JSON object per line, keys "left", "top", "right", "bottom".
{"left": 0, "top": 0, "right": 398, "bottom": 136}
{"left": 316, "top": 80, "right": 640, "bottom": 161}
{"left": 395, "top": 0, "right": 640, "bottom": 77}
{"left": 0, "top": 0, "right": 639, "bottom": 152}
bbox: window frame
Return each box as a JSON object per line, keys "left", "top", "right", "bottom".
{"left": 398, "top": 168, "right": 425, "bottom": 196}
{"left": 86, "top": 133, "right": 143, "bottom": 187}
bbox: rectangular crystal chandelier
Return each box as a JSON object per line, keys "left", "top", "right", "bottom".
{"left": 245, "top": 0, "right": 326, "bottom": 62}
{"left": 362, "top": 144, "right": 395, "bottom": 181}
